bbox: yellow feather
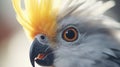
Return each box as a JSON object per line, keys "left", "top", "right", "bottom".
{"left": 12, "top": 0, "right": 58, "bottom": 39}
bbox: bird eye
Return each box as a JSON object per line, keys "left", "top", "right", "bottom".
{"left": 62, "top": 27, "right": 78, "bottom": 42}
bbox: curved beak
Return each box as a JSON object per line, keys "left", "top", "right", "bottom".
{"left": 29, "top": 38, "right": 54, "bottom": 67}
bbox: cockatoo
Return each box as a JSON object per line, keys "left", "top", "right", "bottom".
{"left": 12, "top": 0, "right": 120, "bottom": 67}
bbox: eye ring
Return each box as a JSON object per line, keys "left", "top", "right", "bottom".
{"left": 62, "top": 27, "right": 78, "bottom": 42}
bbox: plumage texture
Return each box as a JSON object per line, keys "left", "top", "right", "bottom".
{"left": 12, "top": 0, "right": 59, "bottom": 39}
{"left": 54, "top": 16, "right": 120, "bottom": 67}
{"left": 12, "top": 0, "right": 120, "bottom": 67}
{"left": 12, "top": 0, "right": 118, "bottom": 39}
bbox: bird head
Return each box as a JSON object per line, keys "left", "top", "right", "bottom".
{"left": 12, "top": 0, "right": 120, "bottom": 67}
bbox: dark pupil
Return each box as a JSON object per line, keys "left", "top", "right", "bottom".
{"left": 66, "top": 29, "right": 75, "bottom": 39}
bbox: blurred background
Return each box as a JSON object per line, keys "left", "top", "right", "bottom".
{"left": 0, "top": 0, "right": 120, "bottom": 67}
{"left": 0, "top": 0, "right": 31, "bottom": 67}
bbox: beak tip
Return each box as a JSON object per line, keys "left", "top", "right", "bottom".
{"left": 30, "top": 54, "right": 35, "bottom": 67}
{"left": 29, "top": 38, "right": 40, "bottom": 67}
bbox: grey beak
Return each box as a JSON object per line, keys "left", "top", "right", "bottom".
{"left": 29, "top": 38, "right": 54, "bottom": 67}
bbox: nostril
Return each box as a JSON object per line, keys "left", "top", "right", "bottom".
{"left": 36, "top": 34, "right": 48, "bottom": 43}
{"left": 40, "top": 35, "right": 45, "bottom": 40}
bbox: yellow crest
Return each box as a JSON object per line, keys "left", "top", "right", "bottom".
{"left": 12, "top": 0, "right": 59, "bottom": 39}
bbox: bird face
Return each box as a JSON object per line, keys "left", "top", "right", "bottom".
{"left": 30, "top": 16, "right": 120, "bottom": 67}
{"left": 29, "top": 16, "right": 82, "bottom": 67}
{"left": 30, "top": 16, "right": 84, "bottom": 67}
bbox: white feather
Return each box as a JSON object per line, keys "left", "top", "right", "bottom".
{"left": 58, "top": 0, "right": 115, "bottom": 17}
